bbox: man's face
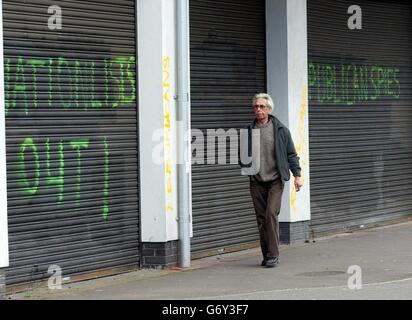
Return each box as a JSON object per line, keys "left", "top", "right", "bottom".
{"left": 253, "top": 98, "right": 271, "bottom": 122}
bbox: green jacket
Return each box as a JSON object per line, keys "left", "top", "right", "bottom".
{"left": 240, "top": 114, "right": 301, "bottom": 181}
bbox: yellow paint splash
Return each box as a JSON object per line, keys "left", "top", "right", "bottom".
{"left": 163, "top": 56, "right": 174, "bottom": 213}
{"left": 290, "top": 87, "right": 308, "bottom": 213}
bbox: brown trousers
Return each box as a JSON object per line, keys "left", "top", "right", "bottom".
{"left": 250, "top": 178, "right": 284, "bottom": 258}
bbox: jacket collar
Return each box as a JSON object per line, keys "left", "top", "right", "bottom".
{"left": 252, "top": 114, "right": 283, "bottom": 129}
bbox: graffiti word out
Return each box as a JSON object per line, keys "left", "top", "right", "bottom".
{"left": 48, "top": 5, "right": 62, "bottom": 30}
{"left": 18, "top": 137, "right": 110, "bottom": 219}
{"left": 308, "top": 62, "right": 401, "bottom": 105}
{"left": 348, "top": 5, "right": 362, "bottom": 30}
{"left": 5, "top": 56, "right": 136, "bottom": 116}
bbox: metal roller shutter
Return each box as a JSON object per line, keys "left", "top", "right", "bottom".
{"left": 4, "top": 0, "right": 140, "bottom": 285}
{"left": 307, "top": 0, "right": 412, "bottom": 236}
{"left": 189, "top": 0, "right": 266, "bottom": 256}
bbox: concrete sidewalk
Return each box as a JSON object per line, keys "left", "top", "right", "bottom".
{"left": 9, "top": 220, "right": 412, "bottom": 300}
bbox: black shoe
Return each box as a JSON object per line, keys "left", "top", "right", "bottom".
{"left": 261, "top": 259, "right": 267, "bottom": 267}
{"left": 264, "top": 256, "right": 279, "bottom": 268}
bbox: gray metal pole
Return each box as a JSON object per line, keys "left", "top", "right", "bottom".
{"left": 176, "top": 0, "right": 192, "bottom": 268}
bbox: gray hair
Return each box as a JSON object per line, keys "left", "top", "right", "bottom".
{"left": 252, "top": 93, "right": 274, "bottom": 112}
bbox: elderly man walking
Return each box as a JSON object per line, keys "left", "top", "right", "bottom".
{"left": 240, "top": 93, "right": 303, "bottom": 268}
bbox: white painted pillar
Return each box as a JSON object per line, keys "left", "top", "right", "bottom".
{"left": 0, "top": 0, "right": 9, "bottom": 269}
{"left": 137, "top": 0, "right": 191, "bottom": 242}
{"left": 266, "top": 0, "right": 311, "bottom": 224}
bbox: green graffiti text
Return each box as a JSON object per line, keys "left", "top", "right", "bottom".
{"left": 17, "top": 137, "right": 110, "bottom": 219}
{"left": 18, "top": 138, "right": 40, "bottom": 195}
{"left": 5, "top": 56, "right": 136, "bottom": 116}
{"left": 308, "top": 62, "right": 401, "bottom": 105}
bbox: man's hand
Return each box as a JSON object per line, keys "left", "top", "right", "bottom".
{"left": 294, "top": 176, "right": 303, "bottom": 192}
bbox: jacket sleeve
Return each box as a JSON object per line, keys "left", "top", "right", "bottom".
{"left": 285, "top": 128, "right": 301, "bottom": 177}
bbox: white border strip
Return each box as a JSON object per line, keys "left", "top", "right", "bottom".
{"left": 0, "top": 0, "right": 9, "bottom": 268}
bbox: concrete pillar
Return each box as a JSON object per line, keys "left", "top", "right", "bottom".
{"left": 0, "top": 0, "right": 9, "bottom": 299}
{"left": 137, "top": 0, "right": 192, "bottom": 267}
{"left": 266, "top": 0, "right": 311, "bottom": 243}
